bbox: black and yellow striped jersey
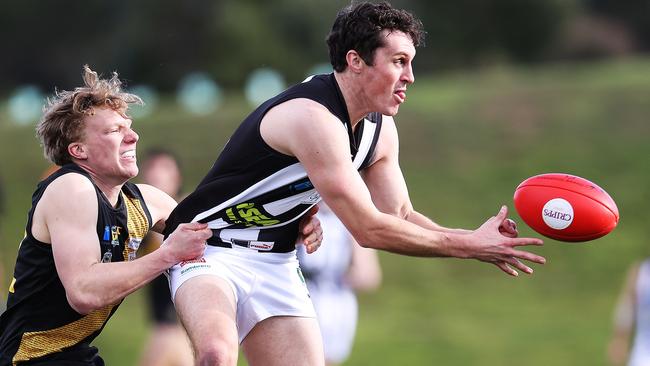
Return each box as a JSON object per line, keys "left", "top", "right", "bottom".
{"left": 0, "top": 164, "right": 152, "bottom": 365}
{"left": 164, "top": 73, "right": 382, "bottom": 253}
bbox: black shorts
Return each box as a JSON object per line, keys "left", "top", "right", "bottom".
{"left": 148, "top": 274, "right": 178, "bottom": 324}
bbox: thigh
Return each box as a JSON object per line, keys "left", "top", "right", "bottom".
{"left": 174, "top": 274, "right": 239, "bottom": 355}
{"left": 242, "top": 316, "right": 324, "bottom": 366}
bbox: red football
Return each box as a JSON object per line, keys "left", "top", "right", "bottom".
{"left": 513, "top": 173, "right": 619, "bottom": 242}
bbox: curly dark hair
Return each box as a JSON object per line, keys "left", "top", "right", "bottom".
{"left": 36, "top": 65, "right": 143, "bottom": 166}
{"left": 326, "top": 1, "right": 426, "bottom": 72}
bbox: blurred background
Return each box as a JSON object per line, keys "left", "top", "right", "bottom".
{"left": 1, "top": 0, "right": 649, "bottom": 365}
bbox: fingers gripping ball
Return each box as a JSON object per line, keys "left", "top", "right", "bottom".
{"left": 513, "top": 173, "right": 619, "bottom": 242}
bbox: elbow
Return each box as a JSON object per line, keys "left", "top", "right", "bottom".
{"left": 396, "top": 205, "right": 412, "bottom": 221}
{"left": 380, "top": 203, "right": 412, "bottom": 221}
{"left": 346, "top": 209, "right": 402, "bottom": 250}
{"left": 350, "top": 225, "right": 384, "bottom": 250}
{"left": 65, "top": 289, "right": 105, "bottom": 315}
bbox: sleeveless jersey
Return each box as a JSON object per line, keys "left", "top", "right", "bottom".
{"left": 164, "top": 73, "right": 382, "bottom": 253}
{"left": 629, "top": 260, "right": 650, "bottom": 366}
{"left": 0, "top": 164, "right": 152, "bottom": 365}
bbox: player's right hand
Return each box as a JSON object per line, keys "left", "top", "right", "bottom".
{"left": 469, "top": 206, "right": 545, "bottom": 276}
{"left": 164, "top": 222, "right": 212, "bottom": 262}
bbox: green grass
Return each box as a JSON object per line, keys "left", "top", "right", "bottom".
{"left": 2, "top": 58, "right": 650, "bottom": 365}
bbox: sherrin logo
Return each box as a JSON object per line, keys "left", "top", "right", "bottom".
{"left": 542, "top": 198, "right": 574, "bottom": 230}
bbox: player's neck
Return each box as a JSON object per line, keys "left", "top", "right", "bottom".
{"left": 334, "top": 72, "right": 370, "bottom": 130}
{"left": 78, "top": 165, "right": 125, "bottom": 207}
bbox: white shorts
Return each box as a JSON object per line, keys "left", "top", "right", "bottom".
{"left": 168, "top": 245, "right": 316, "bottom": 343}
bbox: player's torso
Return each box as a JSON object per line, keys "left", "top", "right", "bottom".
{"left": 626, "top": 259, "right": 650, "bottom": 366}
{"left": 166, "top": 74, "right": 382, "bottom": 253}
{"left": 632, "top": 260, "right": 650, "bottom": 344}
{"left": 0, "top": 164, "right": 151, "bottom": 365}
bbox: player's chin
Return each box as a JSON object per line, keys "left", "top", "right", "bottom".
{"left": 383, "top": 104, "right": 401, "bottom": 116}
{"left": 122, "top": 165, "right": 139, "bottom": 179}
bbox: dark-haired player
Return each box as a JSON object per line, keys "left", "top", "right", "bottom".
{"left": 164, "top": 2, "right": 545, "bottom": 365}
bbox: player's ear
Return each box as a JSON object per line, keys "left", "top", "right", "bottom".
{"left": 346, "top": 50, "right": 365, "bottom": 73}
{"left": 68, "top": 142, "right": 87, "bottom": 160}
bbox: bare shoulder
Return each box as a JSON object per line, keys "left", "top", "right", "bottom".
{"left": 33, "top": 172, "right": 98, "bottom": 243}
{"left": 378, "top": 115, "right": 398, "bottom": 142}
{"left": 372, "top": 114, "right": 399, "bottom": 162}
{"left": 260, "top": 98, "right": 347, "bottom": 156}
{"left": 264, "top": 98, "right": 338, "bottom": 134}
{"left": 41, "top": 172, "right": 97, "bottom": 208}
{"left": 136, "top": 183, "right": 177, "bottom": 232}
{"left": 136, "top": 183, "right": 167, "bottom": 200}
{"left": 136, "top": 183, "right": 176, "bottom": 209}
{"left": 266, "top": 98, "right": 332, "bottom": 120}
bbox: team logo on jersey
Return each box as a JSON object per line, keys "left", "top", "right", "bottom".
{"left": 225, "top": 202, "right": 280, "bottom": 227}
{"left": 103, "top": 226, "right": 110, "bottom": 241}
{"left": 101, "top": 251, "right": 113, "bottom": 263}
{"left": 110, "top": 226, "right": 122, "bottom": 246}
{"left": 127, "top": 237, "right": 142, "bottom": 251}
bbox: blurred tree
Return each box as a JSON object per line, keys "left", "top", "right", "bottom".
{"left": 0, "top": 0, "right": 592, "bottom": 93}
{"left": 407, "top": 0, "right": 569, "bottom": 68}
{"left": 586, "top": 0, "right": 650, "bottom": 51}
{"left": 0, "top": 0, "right": 129, "bottom": 92}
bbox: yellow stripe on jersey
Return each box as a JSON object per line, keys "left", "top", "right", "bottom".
{"left": 122, "top": 193, "right": 150, "bottom": 261}
{"left": 13, "top": 304, "right": 116, "bottom": 364}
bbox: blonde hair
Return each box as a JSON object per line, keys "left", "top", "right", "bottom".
{"left": 36, "top": 65, "right": 143, "bottom": 165}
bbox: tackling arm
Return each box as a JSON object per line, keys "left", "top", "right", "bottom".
{"left": 35, "top": 174, "right": 210, "bottom": 314}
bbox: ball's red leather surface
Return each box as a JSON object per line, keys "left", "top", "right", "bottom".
{"left": 513, "top": 174, "right": 619, "bottom": 242}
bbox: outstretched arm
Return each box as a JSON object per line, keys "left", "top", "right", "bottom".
{"left": 361, "top": 116, "right": 532, "bottom": 275}
{"left": 261, "top": 100, "right": 544, "bottom": 276}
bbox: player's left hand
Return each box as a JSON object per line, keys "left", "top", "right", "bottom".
{"left": 499, "top": 218, "right": 518, "bottom": 238}
{"left": 296, "top": 205, "right": 323, "bottom": 254}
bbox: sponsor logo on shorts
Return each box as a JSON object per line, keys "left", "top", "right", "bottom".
{"left": 180, "top": 258, "right": 207, "bottom": 267}
{"left": 180, "top": 263, "right": 211, "bottom": 275}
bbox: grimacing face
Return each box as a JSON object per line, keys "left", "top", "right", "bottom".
{"left": 73, "top": 107, "right": 140, "bottom": 184}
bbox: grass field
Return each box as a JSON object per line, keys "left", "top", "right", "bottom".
{"left": 1, "top": 58, "right": 649, "bottom": 365}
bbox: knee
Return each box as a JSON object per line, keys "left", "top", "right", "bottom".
{"left": 196, "top": 339, "right": 238, "bottom": 366}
